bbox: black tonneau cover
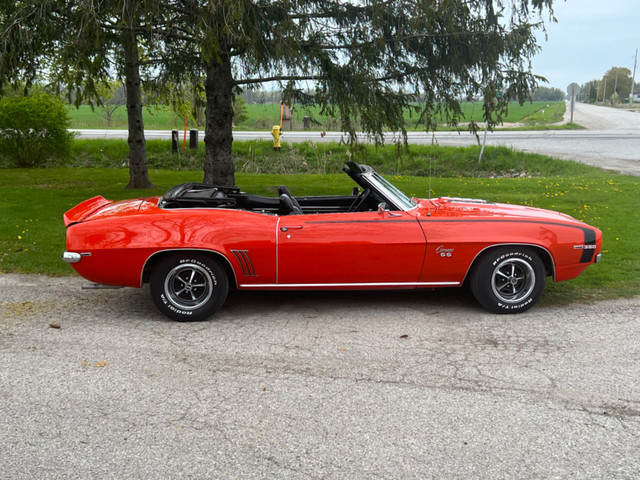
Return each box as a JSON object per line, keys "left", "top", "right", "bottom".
{"left": 158, "top": 183, "right": 242, "bottom": 209}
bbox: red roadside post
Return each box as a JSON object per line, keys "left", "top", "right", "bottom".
{"left": 182, "top": 117, "right": 188, "bottom": 151}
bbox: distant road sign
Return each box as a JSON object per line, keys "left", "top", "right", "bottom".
{"left": 567, "top": 83, "right": 580, "bottom": 98}
{"left": 567, "top": 83, "right": 580, "bottom": 123}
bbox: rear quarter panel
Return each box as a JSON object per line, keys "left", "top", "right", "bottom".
{"left": 66, "top": 205, "right": 278, "bottom": 287}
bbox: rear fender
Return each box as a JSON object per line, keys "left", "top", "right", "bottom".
{"left": 141, "top": 249, "right": 238, "bottom": 289}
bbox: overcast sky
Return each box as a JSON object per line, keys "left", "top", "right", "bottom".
{"left": 532, "top": 0, "right": 638, "bottom": 90}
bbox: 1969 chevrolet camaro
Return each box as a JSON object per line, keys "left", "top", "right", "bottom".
{"left": 63, "top": 162, "right": 602, "bottom": 321}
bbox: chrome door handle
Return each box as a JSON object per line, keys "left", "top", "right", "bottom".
{"left": 280, "top": 226, "right": 303, "bottom": 232}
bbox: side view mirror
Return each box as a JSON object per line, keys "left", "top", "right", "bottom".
{"left": 378, "top": 202, "right": 402, "bottom": 218}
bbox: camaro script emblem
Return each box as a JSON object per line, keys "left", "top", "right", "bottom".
{"left": 436, "top": 245, "right": 454, "bottom": 257}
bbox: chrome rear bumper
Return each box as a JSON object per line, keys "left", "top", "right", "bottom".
{"left": 62, "top": 251, "right": 91, "bottom": 263}
{"left": 62, "top": 251, "right": 81, "bottom": 263}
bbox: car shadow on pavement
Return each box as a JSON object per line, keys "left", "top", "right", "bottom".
{"left": 221, "top": 287, "right": 481, "bottom": 318}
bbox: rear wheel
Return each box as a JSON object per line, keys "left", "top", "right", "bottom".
{"left": 150, "top": 253, "right": 228, "bottom": 321}
{"left": 470, "top": 247, "right": 546, "bottom": 314}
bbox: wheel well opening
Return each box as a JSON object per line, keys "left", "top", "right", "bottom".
{"left": 464, "top": 244, "right": 555, "bottom": 286}
{"left": 142, "top": 250, "right": 238, "bottom": 289}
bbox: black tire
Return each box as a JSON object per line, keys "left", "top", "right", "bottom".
{"left": 150, "top": 253, "right": 229, "bottom": 322}
{"left": 470, "top": 247, "right": 546, "bottom": 314}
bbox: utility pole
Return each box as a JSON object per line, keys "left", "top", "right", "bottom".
{"left": 631, "top": 48, "right": 638, "bottom": 105}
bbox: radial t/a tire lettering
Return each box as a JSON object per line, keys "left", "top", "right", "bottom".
{"left": 470, "top": 247, "right": 546, "bottom": 314}
{"left": 150, "top": 253, "right": 229, "bottom": 322}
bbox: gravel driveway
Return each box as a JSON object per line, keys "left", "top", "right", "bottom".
{"left": 1, "top": 274, "right": 639, "bottom": 478}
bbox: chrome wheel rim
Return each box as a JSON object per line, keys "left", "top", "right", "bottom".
{"left": 491, "top": 258, "right": 536, "bottom": 304}
{"left": 164, "top": 263, "right": 214, "bottom": 311}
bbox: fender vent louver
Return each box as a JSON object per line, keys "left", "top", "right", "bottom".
{"left": 231, "top": 250, "right": 257, "bottom": 276}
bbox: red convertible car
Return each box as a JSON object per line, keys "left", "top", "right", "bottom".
{"left": 63, "top": 162, "right": 602, "bottom": 321}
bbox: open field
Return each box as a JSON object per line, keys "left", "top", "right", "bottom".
{"left": 67, "top": 101, "right": 567, "bottom": 131}
{"left": 1, "top": 145, "right": 638, "bottom": 305}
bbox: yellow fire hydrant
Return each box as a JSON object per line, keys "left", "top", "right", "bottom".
{"left": 271, "top": 125, "right": 282, "bottom": 151}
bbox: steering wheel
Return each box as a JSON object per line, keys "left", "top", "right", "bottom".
{"left": 348, "top": 188, "right": 371, "bottom": 212}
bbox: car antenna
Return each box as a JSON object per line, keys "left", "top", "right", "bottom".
{"left": 427, "top": 154, "right": 433, "bottom": 216}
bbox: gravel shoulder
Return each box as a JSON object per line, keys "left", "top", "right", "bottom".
{"left": 571, "top": 102, "right": 640, "bottom": 131}
{"left": 1, "top": 273, "right": 639, "bottom": 478}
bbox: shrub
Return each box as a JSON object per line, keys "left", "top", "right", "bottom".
{"left": 0, "top": 93, "right": 74, "bottom": 167}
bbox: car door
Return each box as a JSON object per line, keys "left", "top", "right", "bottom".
{"left": 277, "top": 210, "right": 426, "bottom": 286}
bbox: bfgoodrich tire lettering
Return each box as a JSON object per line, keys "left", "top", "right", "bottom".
{"left": 150, "top": 253, "right": 229, "bottom": 321}
{"left": 470, "top": 247, "right": 546, "bottom": 314}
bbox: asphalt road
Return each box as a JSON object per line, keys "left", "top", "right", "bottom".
{"left": 1, "top": 274, "right": 639, "bottom": 478}
{"left": 73, "top": 102, "right": 640, "bottom": 176}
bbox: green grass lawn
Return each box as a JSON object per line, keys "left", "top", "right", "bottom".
{"left": 67, "top": 101, "right": 569, "bottom": 131}
{"left": 1, "top": 152, "right": 638, "bottom": 306}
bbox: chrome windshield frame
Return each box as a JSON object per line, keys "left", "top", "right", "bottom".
{"left": 364, "top": 172, "right": 417, "bottom": 212}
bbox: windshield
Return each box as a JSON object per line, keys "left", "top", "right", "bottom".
{"left": 367, "top": 172, "right": 416, "bottom": 211}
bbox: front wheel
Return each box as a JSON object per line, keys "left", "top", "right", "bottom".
{"left": 470, "top": 247, "right": 546, "bottom": 314}
{"left": 150, "top": 253, "right": 229, "bottom": 321}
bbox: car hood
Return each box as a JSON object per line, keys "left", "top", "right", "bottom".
{"left": 414, "top": 197, "right": 582, "bottom": 224}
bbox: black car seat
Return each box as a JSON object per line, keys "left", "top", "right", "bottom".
{"left": 279, "top": 193, "right": 302, "bottom": 215}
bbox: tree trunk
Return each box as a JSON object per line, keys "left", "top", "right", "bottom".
{"left": 122, "top": 18, "right": 153, "bottom": 190}
{"left": 203, "top": 55, "right": 235, "bottom": 186}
